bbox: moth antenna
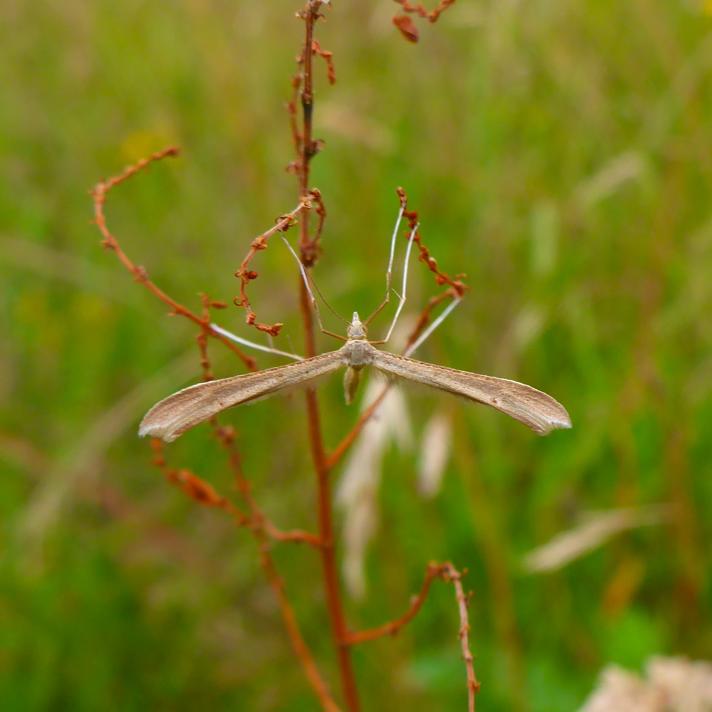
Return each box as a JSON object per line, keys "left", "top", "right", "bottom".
{"left": 209, "top": 323, "right": 304, "bottom": 361}
{"left": 281, "top": 236, "right": 347, "bottom": 342}
{"left": 310, "top": 272, "right": 350, "bottom": 325}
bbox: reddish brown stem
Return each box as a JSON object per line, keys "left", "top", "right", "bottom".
{"left": 209, "top": 424, "right": 341, "bottom": 711}
{"left": 444, "top": 563, "right": 480, "bottom": 712}
{"left": 301, "top": 280, "right": 360, "bottom": 711}
{"left": 345, "top": 562, "right": 444, "bottom": 644}
{"left": 255, "top": 527, "right": 342, "bottom": 712}
{"left": 394, "top": 0, "right": 457, "bottom": 23}
{"left": 233, "top": 201, "right": 310, "bottom": 336}
{"left": 263, "top": 519, "right": 323, "bottom": 548}
{"left": 91, "top": 148, "right": 257, "bottom": 371}
{"left": 326, "top": 385, "right": 391, "bottom": 470}
{"left": 94, "top": 151, "right": 334, "bottom": 706}
{"left": 346, "top": 561, "right": 479, "bottom": 711}
{"left": 152, "top": 437, "right": 323, "bottom": 549}
{"left": 294, "top": 4, "right": 360, "bottom": 709}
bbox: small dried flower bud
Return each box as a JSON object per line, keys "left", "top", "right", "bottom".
{"left": 393, "top": 15, "right": 419, "bottom": 43}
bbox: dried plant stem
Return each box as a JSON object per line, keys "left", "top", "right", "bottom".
{"left": 92, "top": 73, "right": 345, "bottom": 712}
{"left": 446, "top": 564, "right": 480, "bottom": 712}
{"left": 151, "top": 317, "right": 337, "bottom": 709}
{"left": 234, "top": 200, "right": 311, "bottom": 336}
{"left": 91, "top": 148, "right": 257, "bottom": 371}
{"left": 301, "top": 282, "right": 360, "bottom": 711}
{"left": 209, "top": 426, "right": 341, "bottom": 712}
{"left": 326, "top": 384, "right": 390, "bottom": 469}
{"left": 195, "top": 309, "right": 339, "bottom": 708}
{"left": 254, "top": 527, "right": 342, "bottom": 712}
{"left": 344, "top": 562, "right": 443, "bottom": 644}
{"left": 346, "top": 562, "right": 479, "bottom": 712}
{"left": 295, "top": 3, "right": 360, "bottom": 709}
{"left": 394, "top": 0, "right": 456, "bottom": 23}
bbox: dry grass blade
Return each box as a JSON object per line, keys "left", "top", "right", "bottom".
{"left": 522, "top": 506, "right": 670, "bottom": 573}
{"left": 140, "top": 351, "right": 344, "bottom": 442}
{"left": 372, "top": 351, "right": 571, "bottom": 435}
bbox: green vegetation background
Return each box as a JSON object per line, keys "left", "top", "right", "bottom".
{"left": 2, "top": 1, "right": 711, "bottom": 710}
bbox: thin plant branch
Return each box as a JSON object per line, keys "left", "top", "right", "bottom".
{"left": 91, "top": 147, "right": 257, "bottom": 371}
{"left": 150, "top": 433, "right": 338, "bottom": 710}
{"left": 290, "top": 3, "right": 361, "bottom": 709}
{"left": 394, "top": 0, "right": 457, "bottom": 23}
{"left": 346, "top": 561, "right": 479, "bottom": 711}
{"left": 210, "top": 322, "right": 304, "bottom": 361}
{"left": 345, "top": 561, "right": 444, "bottom": 644}
{"left": 93, "top": 148, "right": 335, "bottom": 709}
{"left": 233, "top": 199, "right": 312, "bottom": 336}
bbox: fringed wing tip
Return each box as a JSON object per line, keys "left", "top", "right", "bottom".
{"left": 533, "top": 405, "right": 572, "bottom": 435}
{"left": 138, "top": 416, "right": 178, "bottom": 443}
{"left": 138, "top": 401, "right": 186, "bottom": 443}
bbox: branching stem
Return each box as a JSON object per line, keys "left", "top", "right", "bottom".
{"left": 295, "top": 3, "right": 361, "bottom": 710}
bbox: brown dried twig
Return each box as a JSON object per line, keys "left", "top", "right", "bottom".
{"left": 193, "top": 301, "right": 326, "bottom": 551}
{"left": 91, "top": 148, "right": 257, "bottom": 372}
{"left": 287, "top": 3, "right": 363, "bottom": 710}
{"left": 446, "top": 564, "right": 481, "bottom": 712}
{"left": 206, "top": 417, "right": 338, "bottom": 709}
{"left": 392, "top": 0, "right": 457, "bottom": 42}
{"left": 150, "top": 434, "right": 337, "bottom": 709}
{"left": 150, "top": 438, "right": 322, "bottom": 550}
{"left": 232, "top": 201, "right": 310, "bottom": 336}
{"left": 312, "top": 40, "right": 336, "bottom": 85}
{"left": 94, "top": 147, "right": 334, "bottom": 708}
{"left": 287, "top": 32, "right": 336, "bottom": 182}
{"left": 394, "top": 0, "right": 456, "bottom": 23}
{"left": 346, "top": 561, "right": 479, "bottom": 712}
{"left": 398, "top": 186, "right": 468, "bottom": 297}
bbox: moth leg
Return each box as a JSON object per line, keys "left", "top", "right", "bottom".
{"left": 364, "top": 202, "right": 405, "bottom": 326}
{"left": 210, "top": 323, "right": 304, "bottom": 361}
{"left": 368, "top": 220, "right": 418, "bottom": 346}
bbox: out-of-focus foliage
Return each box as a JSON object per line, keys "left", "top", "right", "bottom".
{"left": 1, "top": 1, "right": 711, "bottom": 710}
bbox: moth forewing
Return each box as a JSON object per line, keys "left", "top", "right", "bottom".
{"left": 371, "top": 350, "right": 571, "bottom": 435}
{"left": 140, "top": 350, "right": 345, "bottom": 442}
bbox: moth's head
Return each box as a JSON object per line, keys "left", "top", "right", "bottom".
{"left": 347, "top": 311, "right": 367, "bottom": 340}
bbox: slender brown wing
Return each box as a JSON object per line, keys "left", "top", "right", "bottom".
{"left": 139, "top": 350, "right": 345, "bottom": 442}
{"left": 372, "top": 350, "right": 571, "bottom": 435}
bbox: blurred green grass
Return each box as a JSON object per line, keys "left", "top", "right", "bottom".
{"left": 2, "top": 0, "right": 711, "bottom": 710}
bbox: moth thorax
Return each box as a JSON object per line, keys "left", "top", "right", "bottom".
{"left": 343, "top": 339, "right": 374, "bottom": 366}
{"left": 347, "top": 311, "right": 367, "bottom": 340}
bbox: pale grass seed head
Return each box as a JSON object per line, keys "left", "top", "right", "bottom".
{"left": 337, "top": 375, "right": 412, "bottom": 599}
